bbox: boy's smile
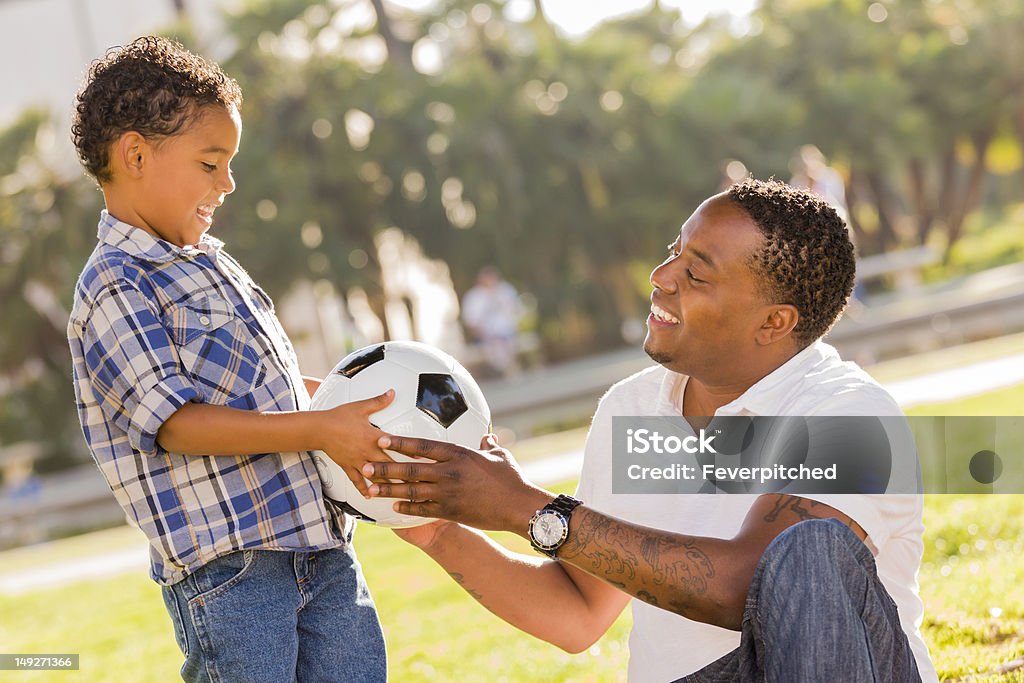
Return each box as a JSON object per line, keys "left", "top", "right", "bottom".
{"left": 108, "top": 104, "right": 241, "bottom": 248}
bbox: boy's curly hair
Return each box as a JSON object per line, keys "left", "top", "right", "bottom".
{"left": 727, "top": 178, "right": 855, "bottom": 347}
{"left": 72, "top": 36, "right": 242, "bottom": 183}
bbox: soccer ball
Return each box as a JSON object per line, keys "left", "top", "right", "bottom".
{"left": 310, "top": 341, "right": 492, "bottom": 527}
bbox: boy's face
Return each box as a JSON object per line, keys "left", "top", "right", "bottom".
{"left": 131, "top": 105, "right": 241, "bottom": 247}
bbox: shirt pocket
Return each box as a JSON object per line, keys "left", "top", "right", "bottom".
{"left": 164, "top": 295, "right": 267, "bottom": 404}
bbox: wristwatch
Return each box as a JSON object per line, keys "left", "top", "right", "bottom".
{"left": 528, "top": 494, "right": 583, "bottom": 558}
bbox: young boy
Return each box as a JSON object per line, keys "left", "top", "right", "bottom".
{"left": 68, "top": 36, "right": 390, "bottom": 682}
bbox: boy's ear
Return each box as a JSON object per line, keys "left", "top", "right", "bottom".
{"left": 113, "top": 132, "right": 148, "bottom": 179}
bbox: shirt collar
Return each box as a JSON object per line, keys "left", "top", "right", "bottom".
{"left": 660, "top": 340, "right": 837, "bottom": 417}
{"left": 97, "top": 210, "right": 225, "bottom": 263}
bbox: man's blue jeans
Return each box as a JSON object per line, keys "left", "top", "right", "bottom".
{"left": 678, "top": 519, "right": 922, "bottom": 682}
{"left": 162, "top": 545, "right": 386, "bottom": 682}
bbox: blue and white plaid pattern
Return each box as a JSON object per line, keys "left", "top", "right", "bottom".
{"left": 68, "top": 211, "right": 349, "bottom": 585}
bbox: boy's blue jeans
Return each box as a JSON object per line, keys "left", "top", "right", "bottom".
{"left": 678, "top": 519, "right": 922, "bottom": 682}
{"left": 162, "top": 545, "right": 386, "bottom": 682}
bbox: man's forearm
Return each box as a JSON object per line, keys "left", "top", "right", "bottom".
{"left": 418, "top": 523, "right": 627, "bottom": 652}
{"left": 157, "top": 402, "right": 322, "bottom": 456}
{"left": 556, "top": 506, "right": 747, "bottom": 629}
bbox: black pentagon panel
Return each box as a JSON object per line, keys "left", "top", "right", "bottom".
{"left": 416, "top": 373, "right": 469, "bottom": 428}
{"left": 336, "top": 344, "right": 385, "bottom": 378}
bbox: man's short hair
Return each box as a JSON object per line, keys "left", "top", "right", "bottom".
{"left": 72, "top": 36, "right": 243, "bottom": 183}
{"left": 727, "top": 178, "right": 855, "bottom": 347}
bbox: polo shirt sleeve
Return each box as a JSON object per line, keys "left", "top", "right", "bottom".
{"left": 797, "top": 389, "right": 914, "bottom": 553}
{"left": 81, "top": 280, "right": 200, "bottom": 456}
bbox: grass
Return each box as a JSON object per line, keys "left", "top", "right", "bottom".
{"left": 3, "top": 493, "right": 1023, "bottom": 681}
{"left": 919, "top": 495, "right": 1024, "bottom": 681}
{"left": 2, "top": 362, "right": 1022, "bottom": 681}
{"left": 905, "top": 381, "right": 1024, "bottom": 417}
{"left": 0, "top": 484, "right": 632, "bottom": 683}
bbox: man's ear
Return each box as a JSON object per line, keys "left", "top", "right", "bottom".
{"left": 756, "top": 304, "right": 799, "bottom": 345}
{"left": 112, "top": 132, "right": 148, "bottom": 179}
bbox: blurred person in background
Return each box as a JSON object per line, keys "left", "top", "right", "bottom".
{"left": 461, "top": 266, "right": 523, "bottom": 377}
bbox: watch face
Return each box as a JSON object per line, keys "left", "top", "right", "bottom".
{"left": 533, "top": 511, "right": 566, "bottom": 547}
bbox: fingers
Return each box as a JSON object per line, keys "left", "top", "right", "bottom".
{"left": 350, "top": 389, "right": 395, "bottom": 415}
{"left": 367, "top": 481, "right": 438, "bottom": 501}
{"left": 479, "top": 433, "right": 499, "bottom": 449}
{"left": 377, "top": 434, "right": 455, "bottom": 462}
{"left": 392, "top": 500, "right": 440, "bottom": 519}
{"left": 362, "top": 460, "right": 439, "bottom": 482}
{"left": 343, "top": 465, "right": 370, "bottom": 498}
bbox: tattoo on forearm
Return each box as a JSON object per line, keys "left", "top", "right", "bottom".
{"left": 563, "top": 512, "right": 638, "bottom": 580}
{"left": 561, "top": 508, "right": 715, "bottom": 611}
{"left": 448, "top": 571, "right": 483, "bottom": 601}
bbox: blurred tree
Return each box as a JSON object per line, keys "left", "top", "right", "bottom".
{"left": 3, "top": 0, "right": 1023, "bottom": 470}
{"left": 710, "top": 0, "right": 1023, "bottom": 258}
{"left": 0, "top": 111, "right": 101, "bottom": 468}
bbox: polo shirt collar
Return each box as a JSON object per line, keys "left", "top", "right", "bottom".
{"left": 718, "top": 341, "right": 835, "bottom": 416}
{"left": 661, "top": 340, "right": 836, "bottom": 417}
{"left": 97, "top": 210, "right": 224, "bottom": 263}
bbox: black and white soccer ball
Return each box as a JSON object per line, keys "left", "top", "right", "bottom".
{"left": 310, "top": 341, "right": 491, "bottom": 527}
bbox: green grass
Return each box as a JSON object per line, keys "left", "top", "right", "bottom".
{"left": 905, "top": 381, "right": 1024, "bottom": 417}
{"left": 919, "top": 495, "right": 1024, "bottom": 681}
{"left": 0, "top": 483, "right": 631, "bottom": 683}
{"left": 4, "top": 494, "right": 1023, "bottom": 681}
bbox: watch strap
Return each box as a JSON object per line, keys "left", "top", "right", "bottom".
{"left": 547, "top": 493, "right": 583, "bottom": 518}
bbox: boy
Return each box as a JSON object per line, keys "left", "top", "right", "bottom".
{"left": 68, "top": 36, "right": 389, "bottom": 682}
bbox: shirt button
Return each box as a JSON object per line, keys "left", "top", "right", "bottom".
{"left": 198, "top": 315, "right": 211, "bottom": 326}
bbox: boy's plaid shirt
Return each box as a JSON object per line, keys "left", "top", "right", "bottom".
{"left": 68, "top": 212, "right": 349, "bottom": 585}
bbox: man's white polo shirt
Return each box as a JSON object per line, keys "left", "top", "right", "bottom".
{"left": 575, "top": 340, "right": 937, "bottom": 682}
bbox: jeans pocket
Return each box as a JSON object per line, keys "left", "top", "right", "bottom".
{"left": 186, "top": 550, "right": 257, "bottom": 608}
{"left": 162, "top": 586, "right": 190, "bottom": 656}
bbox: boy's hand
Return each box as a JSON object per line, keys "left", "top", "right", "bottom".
{"left": 319, "top": 390, "right": 395, "bottom": 497}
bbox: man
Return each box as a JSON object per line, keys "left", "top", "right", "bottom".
{"left": 462, "top": 265, "right": 523, "bottom": 376}
{"left": 363, "top": 179, "right": 936, "bottom": 682}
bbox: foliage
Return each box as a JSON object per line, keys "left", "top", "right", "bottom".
{"left": 2, "top": 0, "right": 1024, "bottom": 465}
{"left": 0, "top": 111, "right": 101, "bottom": 465}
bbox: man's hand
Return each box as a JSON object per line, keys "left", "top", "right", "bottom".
{"left": 391, "top": 519, "right": 457, "bottom": 551}
{"left": 362, "top": 434, "right": 553, "bottom": 534}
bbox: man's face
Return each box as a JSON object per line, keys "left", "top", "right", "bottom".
{"left": 136, "top": 105, "right": 240, "bottom": 247}
{"left": 643, "top": 195, "right": 775, "bottom": 380}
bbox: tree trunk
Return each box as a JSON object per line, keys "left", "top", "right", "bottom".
{"left": 865, "top": 170, "right": 898, "bottom": 251}
{"left": 844, "top": 168, "right": 875, "bottom": 255}
{"left": 943, "top": 127, "right": 995, "bottom": 258}
{"left": 369, "top": 0, "right": 413, "bottom": 71}
{"left": 906, "top": 158, "right": 934, "bottom": 244}
{"left": 936, "top": 143, "right": 957, "bottom": 228}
